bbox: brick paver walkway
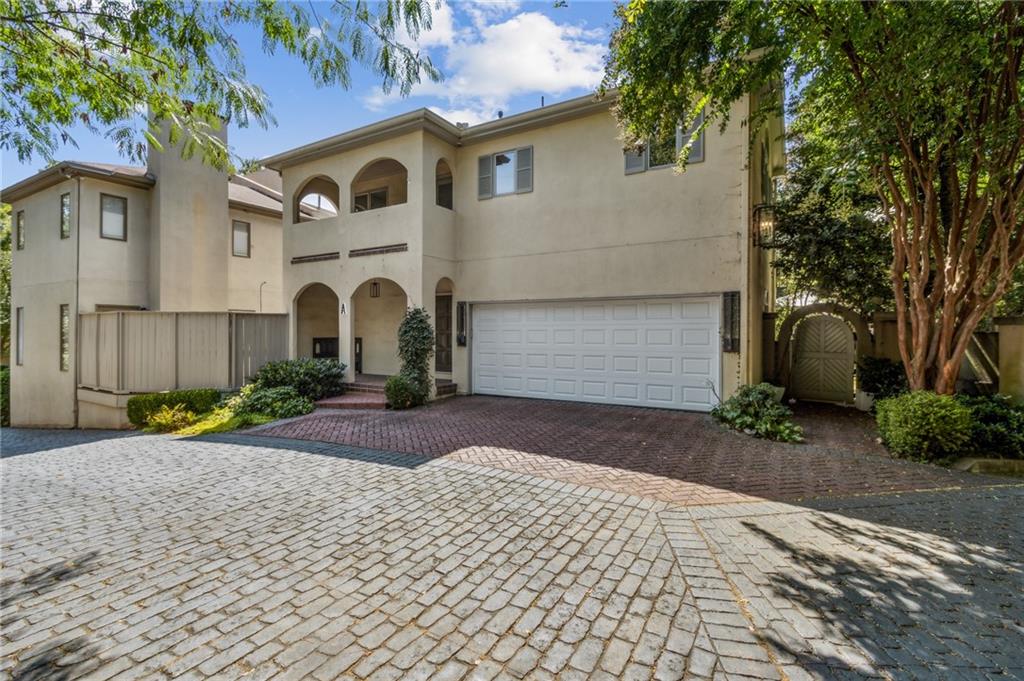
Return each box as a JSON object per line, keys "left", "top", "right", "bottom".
{"left": 255, "top": 396, "right": 1007, "bottom": 506}
{"left": 1, "top": 430, "right": 1022, "bottom": 680}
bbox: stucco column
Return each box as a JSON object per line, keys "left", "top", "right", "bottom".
{"left": 339, "top": 294, "right": 355, "bottom": 381}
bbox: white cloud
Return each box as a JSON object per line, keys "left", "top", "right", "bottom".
{"left": 397, "top": 0, "right": 459, "bottom": 49}
{"left": 364, "top": 5, "right": 607, "bottom": 125}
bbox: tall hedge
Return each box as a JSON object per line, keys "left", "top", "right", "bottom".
{"left": 395, "top": 307, "right": 434, "bottom": 407}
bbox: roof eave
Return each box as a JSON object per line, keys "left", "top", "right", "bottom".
{"left": 1, "top": 162, "right": 155, "bottom": 204}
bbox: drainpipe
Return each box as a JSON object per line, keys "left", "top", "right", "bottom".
{"left": 72, "top": 174, "right": 82, "bottom": 428}
{"left": 258, "top": 281, "right": 267, "bottom": 313}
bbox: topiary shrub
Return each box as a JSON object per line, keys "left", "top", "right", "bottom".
{"left": 856, "top": 356, "right": 908, "bottom": 399}
{"left": 394, "top": 307, "right": 434, "bottom": 408}
{"left": 875, "top": 391, "right": 972, "bottom": 461}
{"left": 127, "top": 388, "right": 221, "bottom": 427}
{"left": 233, "top": 385, "right": 314, "bottom": 419}
{"left": 955, "top": 394, "right": 1024, "bottom": 459}
{"left": 384, "top": 374, "right": 419, "bottom": 410}
{"left": 250, "top": 358, "right": 346, "bottom": 401}
{"left": 711, "top": 383, "right": 804, "bottom": 442}
{"left": 146, "top": 404, "right": 198, "bottom": 432}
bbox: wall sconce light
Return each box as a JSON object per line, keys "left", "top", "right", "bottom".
{"left": 370, "top": 281, "right": 381, "bottom": 298}
{"left": 752, "top": 203, "right": 776, "bottom": 248}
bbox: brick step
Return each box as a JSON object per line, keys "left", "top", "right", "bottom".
{"left": 316, "top": 394, "right": 387, "bottom": 410}
{"left": 343, "top": 382, "right": 386, "bottom": 394}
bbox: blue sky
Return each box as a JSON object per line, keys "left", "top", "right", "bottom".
{"left": 2, "top": 1, "right": 617, "bottom": 186}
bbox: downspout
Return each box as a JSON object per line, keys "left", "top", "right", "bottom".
{"left": 73, "top": 175, "right": 82, "bottom": 428}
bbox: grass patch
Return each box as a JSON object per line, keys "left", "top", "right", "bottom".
{"left": 172, "top": 408, "right": 275, "bottom": 436}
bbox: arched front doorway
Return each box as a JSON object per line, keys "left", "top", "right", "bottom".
{"left": 352, "top": 278, "right": 408, "bottom": 376}
{"left": 435, "top": 278, "right": 454, "bottom": 374}
{"left": 295, "top": 283, "right": 339, "bottom": 358}
{"left": 790, "top": 314, "right": 856, "bottom": 403}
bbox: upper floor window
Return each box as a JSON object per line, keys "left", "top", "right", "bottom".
{"left": 478, "top": 146, "right": 533, "bottom": 200}
{"left": 15, "top": 307, "right": 24, "bottom": 365}
{"left": 100, "top": 194, "right": 127, "bottom": 240}
{"left": 16, "top": 210, "right": 24, "bottom": 250}
{"left": 232, "top": 220, "right": 251, "bottom": 257}
{"left": 60, "top": 192, "right": 71, "bottom": 239}
{"left": 625, "top": 111, "right": 705, "bottom": 174}
{"left": 353, "top": 188, "right": 387, "bottom": 212}
{"left": 436, "top": 159, "right": 453, "bottom": 210}
{"left": 350, "top": 159, "right": 408, "bottom": 213}
{"left": 294, "top": 175, "right": 340, "bottom": 223}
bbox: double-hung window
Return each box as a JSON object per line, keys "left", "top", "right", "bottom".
{"left": 15, "top": 307, "right": 24, "bottom": 365}
{"left": 16, "top": 210, "right": 24, "bottom": 250}
{"left": 232, "top": 220, "right": 251, "bottom": 258}
{"left": 625, "top": 110, "right": 705, "bottom": 174}
{"left": 478, "top": 146, "right": 533, "bottom": 199}
{"left": 353, "top": 188, "right": 388, "bottom": 212}
{"left": 100, "top": 194, "right": 127, "bottom": 240}
{"left": 60, "top": 192, "right": 71, "bottom": 239}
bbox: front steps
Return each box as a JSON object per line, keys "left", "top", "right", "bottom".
{"left": 314, "top": 376, "right": 457, "bottom": 410}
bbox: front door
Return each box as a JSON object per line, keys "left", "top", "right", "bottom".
{"left": 435, "top": 295, "right": 452, "bottom": 372}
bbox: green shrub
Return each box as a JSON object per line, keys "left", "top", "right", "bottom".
{"left": 711, "top": 383, "right": 804, "bottom": 442}
{"left": 251, "top": 358, "right": 346, "bottom": 401}
{"left": 857, "top": 356, "right": 908, "bottom": 399}
{"left": 955, "top": 394, "right": 1024, "bottom": 459}
{"left": 385, "top": 374, "right": 420, "bottom": 410}
{"left": 146, "top": 404, "right": 198, "bottom": 432}
{"left": 127, "top": 388, "right": 221, "bottom": 427}
{"left": 233, "top": 385, "right": 314, "bottom": 419}
{"left": 0, "top": 365, "right": 9, "bottom": 427}
{"left": 394, "top": 307, "right": 434, "bottom": 408}
{"left": 875, "top": 391, "right": 972, "bottom": 461}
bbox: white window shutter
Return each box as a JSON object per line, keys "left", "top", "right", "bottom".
{"left": 515, "top": 146, "right": 533, "bottom": 193}
{"left": 624, "top": 146, "right": 646, "bottom": 174}
{"left": 478, "top": 155, "right": 493, "bottom": 199}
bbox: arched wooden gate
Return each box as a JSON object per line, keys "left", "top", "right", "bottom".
{"left": 790, "top": 315, "right": 856, "bottom": 403}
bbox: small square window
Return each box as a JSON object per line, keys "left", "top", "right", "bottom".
{"left": 232, "top": 220, "right": 251, "bottom": 258}
{"left": 60, "top": 193, "right": 71, "bottom": 239}
{"left": 353, "top": 188, "right": 388, "bottom": 212}
{"left": 16, "top": 210, "right": 24, "bottom": 250}
{"left": 100, "top": 194, "right": 127, "bottom": 240}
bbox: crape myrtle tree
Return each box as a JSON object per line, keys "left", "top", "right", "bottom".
{"left": 604, "top": 0, "right": 1024, "bottom": 394}
{"left": 0, "top": 0, "right": 439, "bottom": 169}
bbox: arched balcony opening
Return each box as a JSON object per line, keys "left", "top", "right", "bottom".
{"left": 350, "top": 159, "right": 408, "bottom": 213}
{"left": 293, "top": 176, "right": 340, "bottom": 223}
{"left": 294, "top": 283, "right": 339, "bottom": 359}
{"left": 434, "top": 277, "right": 454, "bottom": 373}
{"left": 436, "top": 159, "right": 453, "bottom": 210}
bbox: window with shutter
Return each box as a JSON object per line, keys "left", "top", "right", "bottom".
{"left": 624, "top": 147, "right": 646, "bottom": 174}
{"left": 624, "top": 109, "right": 706, "bottom": 173}
{"left": 477, "top": 155, "right": 493, "bottom": 199}
{"left": 515, "top": 146, "right": 533, "bottom": 194}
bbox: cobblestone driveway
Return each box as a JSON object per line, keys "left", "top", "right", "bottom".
{"left": 2, "top": 430, "right": 1022, "bottom": 680}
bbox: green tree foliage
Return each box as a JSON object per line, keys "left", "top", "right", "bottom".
{"left": 771, "top": 134, "right": 891, "bottom": 315}
{"left": 396, "top": 306, "right": 433, "bottom": 406}
{"left": 604, "top": 1, "right": 1024, "bottom": 394}
{"left": 1, "top": 0, "right": 439, "bottom": 168}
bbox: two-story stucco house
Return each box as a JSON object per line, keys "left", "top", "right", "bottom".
{"left": 264, "top": 92, "right": 784, "bottom": 411}
{"left": 3, "top": 125, "right": 286, "bottom": 427}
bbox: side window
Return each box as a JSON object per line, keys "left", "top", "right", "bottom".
{"left": 60, "top": 192, "right": 71, "bottom": 239}
{"left": 624, "top": 110, "right": 705, "bottom": 174}
{"left": 15, "top": 307, "right": 24, "bottom": 365}
{"left": 59, "top": 304, "right": 70, "bottom": 371}
{"left": 477, "top": 146, "right": 533, "bottom": 199}
{"left": 353, "top": 188, "right": 387, "bottom": 212}
{"left": 16, "top": 210, "right": 24, "bottom": 250}
{"left": 100, "top": 194, "right": 127, "bottom": 240}
{"left": 232, "top": 220, "right": 251, "bottom": 258}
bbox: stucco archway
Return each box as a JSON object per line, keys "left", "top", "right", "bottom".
{"left": 435, "top": 159, "right": 453, "bottom": 209}
{"left": 352, "top": 278, "right": 408, "bottom": 376}
{"left": 774, "top": 303, "right": 873, "bottom": 389}
{"left": 294, "top": 283, "right": 339, "bottom": 358}
{"left": 434, "top": 278, "right": 454, "bottom": 374}
{"left": 293, "top": 175, "right": 340, "bottom": 223}
{"left": 350, "top": 159, "right": 408, "bottom": 212}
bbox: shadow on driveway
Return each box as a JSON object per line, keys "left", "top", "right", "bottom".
{"left": 0, "top": 428, "right": 141, "bottom": 458}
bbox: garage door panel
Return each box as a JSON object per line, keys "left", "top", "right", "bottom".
{"left": 472, "top": 297, "right": 721, "bottom": 411}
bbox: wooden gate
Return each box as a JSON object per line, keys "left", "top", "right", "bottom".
{"left": 790, "top": 315, "right": 856, "bottom": 403}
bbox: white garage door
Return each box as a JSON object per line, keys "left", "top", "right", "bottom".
{"left": 472, "top": 297, "right": 721, "bottom": 411}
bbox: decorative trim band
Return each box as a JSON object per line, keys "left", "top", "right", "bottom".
{"left": 348, "top": 243, "right": 408, "bottom": 258}
{"left": 290, "top": 252, "right": 340, "bottom": 264}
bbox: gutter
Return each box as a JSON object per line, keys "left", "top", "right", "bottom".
{"left": 2, "top": 162, "right": 155, "bottom": 204}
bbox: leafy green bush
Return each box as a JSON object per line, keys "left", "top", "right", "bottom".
{"left": 127, "top": 388, "right": 221, "bottom": 427}
{"left": 711, "top": 383, "right": 804, "bottom": 442}
{"left": 233, "top": 385, "right": 313, "bottom": 419}
{"left": 875, "top": 391, "right": 972, "bottom": 461}
{"left": 385, "top": 374, "right": 420, "bottom": 410}
{"left": 394, "top": 307, "right": 434, "bottom": 408}
{"left": 856, "top": 356, "right": 908, "bottom": 399}
{"left": 251, "top": 358, "right": 346, "bottom": 401}
{"left": 146, "top": 404, "right": 198, "bottom": 432}
{"left": 955, "top": 394, "right": 1024, "bottom": 459}
{"left": 0, "top": 365, "right": 9, "bottom": 427}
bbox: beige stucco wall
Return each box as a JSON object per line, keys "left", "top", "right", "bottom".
{"left": 295, "top": 283, "right": 339, "bottom": 359}
{"left": 352, "top": 278, "right": 407, "bottom": 375}
{"left": 228, "top": 208, "right": 284, "bottom": 313}
{"left": 996, "top": 320, "right": 1024, "bottom": 400}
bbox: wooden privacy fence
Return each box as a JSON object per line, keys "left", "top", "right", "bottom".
{"left": 78, "top": 311, "right": 288, "bottom": 394}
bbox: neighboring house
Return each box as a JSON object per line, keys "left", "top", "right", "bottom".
{"left": 2, "top": 125, "right": 286, "bottom": 427}
{"left": 264, "top": 92, "right": 784, "bottom": 412}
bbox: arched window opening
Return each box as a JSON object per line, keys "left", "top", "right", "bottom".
{"left": 293, "top": 176, "right": 340, "bottom": 223}
{"left": 436, "top": 159, "right": 453, "bottom": 210}
{"left": 351, "top": 159, "right": 408, "bottom": 213}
